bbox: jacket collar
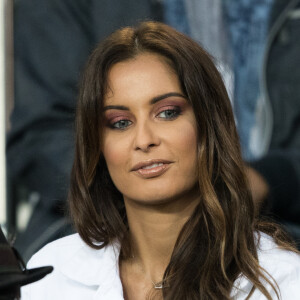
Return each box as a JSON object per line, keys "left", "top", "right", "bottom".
{"left": 55, "top": 233, "right": 271, "bottom": 297}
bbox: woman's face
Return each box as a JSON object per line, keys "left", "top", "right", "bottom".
{"left": 102, "top": 53, "right": 199, "bottom": 205}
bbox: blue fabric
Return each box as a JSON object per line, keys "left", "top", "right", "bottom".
{"left": 223, "top": 0, "right": 274, "bottom": 160}
{"left": 163, "top": 0, "right": 190, "bottom": 35}
{"left": 163, "top": 0, "right": 274, "bottom": 160}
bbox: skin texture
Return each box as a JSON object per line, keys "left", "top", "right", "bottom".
{"left": 101, "top": 53, "right": 201, "bottom": 299}
{"left": 102, "top": 53, "right": 199, "bottom": 206}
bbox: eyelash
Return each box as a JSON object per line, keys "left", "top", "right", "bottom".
{"left": 108, "top": 106, "right": 182, "bottom": 130}
{"left": 156, "top": 106, "right": 182, "bottom": 120}
{"left": 109, "top": 119, "right": 132, "bottom": 130}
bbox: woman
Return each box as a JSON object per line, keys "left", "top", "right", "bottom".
{"left": 22, "top": 21, "right": 300, "bottom": 300}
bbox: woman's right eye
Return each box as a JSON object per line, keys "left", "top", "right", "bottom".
{"left": 111, "top": 119, "right": 132, "bottom": 129}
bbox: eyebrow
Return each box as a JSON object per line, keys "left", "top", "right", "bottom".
{"left": 103, "top": 92, "right": 186, "bottom": 111}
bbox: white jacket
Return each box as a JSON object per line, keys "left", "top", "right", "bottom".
{"left": 21, "top": 232, "right": 300, "bottom": 299}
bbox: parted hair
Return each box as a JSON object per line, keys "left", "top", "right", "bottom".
{"left": 69, "top": 21, "right": 294, "bottom": 299}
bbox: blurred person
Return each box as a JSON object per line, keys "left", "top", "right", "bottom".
{"left": 166, "top": 0, "right": 300, "bottom": 243}
{"left": 21, "top": 21, "right": 300, "bottom": 300}
{"left": 7, "top": 0, "right": 162, "bottom": 262}
{"left": 243, "top": 0, "right": 300, "bottom": 239}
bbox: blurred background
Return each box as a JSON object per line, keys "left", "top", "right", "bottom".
{"left": 1, "top": 0, "right": 13, "bottom": 233}
{"left": 1, "top": 0, "right": 300, "bottom": 262}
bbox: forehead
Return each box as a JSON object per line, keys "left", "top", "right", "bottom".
{"left": 104, "top": 53, "right": 181, "bottom": 105}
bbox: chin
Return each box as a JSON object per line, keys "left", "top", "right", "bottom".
{"left": 134, "top": 197, "right": 173, "bottom": 206}
{"left": 124, "top": 184, "right": 199, "bottom": 206}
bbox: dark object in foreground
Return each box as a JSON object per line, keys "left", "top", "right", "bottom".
{"left": 0, "top": 226, "right": 53, "bottom": 299}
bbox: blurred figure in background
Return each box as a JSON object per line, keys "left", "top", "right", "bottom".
{"left": 166, "top": 0, "right": 300, "bottom": 244}
{"left": 224, "top": 0, "right": 300, "bottom": 240}
{"left": 7, "top": 0, "right": 163, "bottom": 261}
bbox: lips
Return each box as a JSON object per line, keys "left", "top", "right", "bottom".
{"left": 131, "top": 159, "right": 172, "bottom": 178}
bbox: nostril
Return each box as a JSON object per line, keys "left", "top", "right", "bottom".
{"left": 135, "top": 143, "right": 157, "bottom": 152}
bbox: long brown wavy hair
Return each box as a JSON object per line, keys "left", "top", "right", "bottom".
{"left": 69, "top": 21, "right": 295, "bottom": 299}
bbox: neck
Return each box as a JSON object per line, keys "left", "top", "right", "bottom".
{"left": 122, "top": 190, "right": 200, "bottom": 283}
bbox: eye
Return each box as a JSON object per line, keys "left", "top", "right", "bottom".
{"left": 157, "top": 107, "right": 181, "bottom": 120}
{"left": 111, "top": 119, "right": 132, "bottom": 129}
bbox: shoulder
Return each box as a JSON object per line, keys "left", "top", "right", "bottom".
{"left": 21, "top": 234, "right": 121, "bottom": 300}
{"left": 234, "top": 232, "right": 300, "bottom": 299}
{"left": 232, "top": 232, "right": 300, "bottom": 299}
{"left": 257, "top": 232, "right": 300, "bottom": 299}
{"left": 257, "top": 232, "right": 300, "bottom": 273}
{"left": 26, "top": 233, "right": 119, "bottom": 276}
{"left": 26, "top": 233, "right": 86, "bottom": 268}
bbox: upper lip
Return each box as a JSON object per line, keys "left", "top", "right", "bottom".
{"left": 131, "top": 159, "right": 173, "bottom": 171}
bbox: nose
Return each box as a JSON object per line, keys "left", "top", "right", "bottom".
{"left": 133, "top": 121, "right": 160, "bottom": 152}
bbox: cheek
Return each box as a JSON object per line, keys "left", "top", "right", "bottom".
{"left": 175, "top": 123, "right": 198, "bottom": 156}
{"left": 103, "top": 139, "right": 124, "bottom": 170}
{"left": 102, "top": 136, "right": 132, "bottom": 194}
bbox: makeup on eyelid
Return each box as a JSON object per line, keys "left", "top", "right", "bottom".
{"left": 153, "top": 98, "right": 188, "bottom": 115}
{"left": 106, "top": 107, "right": 181, "bottom": 129}
{"left": 156, "top": 105, "right": 181, "bottom": 118}
{"left": 104, "top": 98, "right": 188, "bottom": 126}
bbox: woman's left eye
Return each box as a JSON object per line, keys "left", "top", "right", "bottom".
{"left": 111, "top": 119, "right": 132, "bottom": 129}
{"left": 157, "top": 108, "right": 181, "bottom": 120}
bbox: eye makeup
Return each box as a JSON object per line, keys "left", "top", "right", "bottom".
{"left": 152, "top": 97, "right": 187, "bottom": 117}
{"left": 103, "top": 95, "right": 189, "bottom": 129}
{"left": 104, "top": 111, "right": 133, "bottom": 129}
{"left": 155, "top": 105, "right": 182, "bottom": 120}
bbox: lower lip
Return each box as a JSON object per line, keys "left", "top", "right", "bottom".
{"left": 134, "top": 163, "right": 171, "bottom": 178}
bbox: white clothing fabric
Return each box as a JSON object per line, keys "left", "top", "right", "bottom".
{"left": 21, "top": 232, "right": 300, "bottom": 299}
